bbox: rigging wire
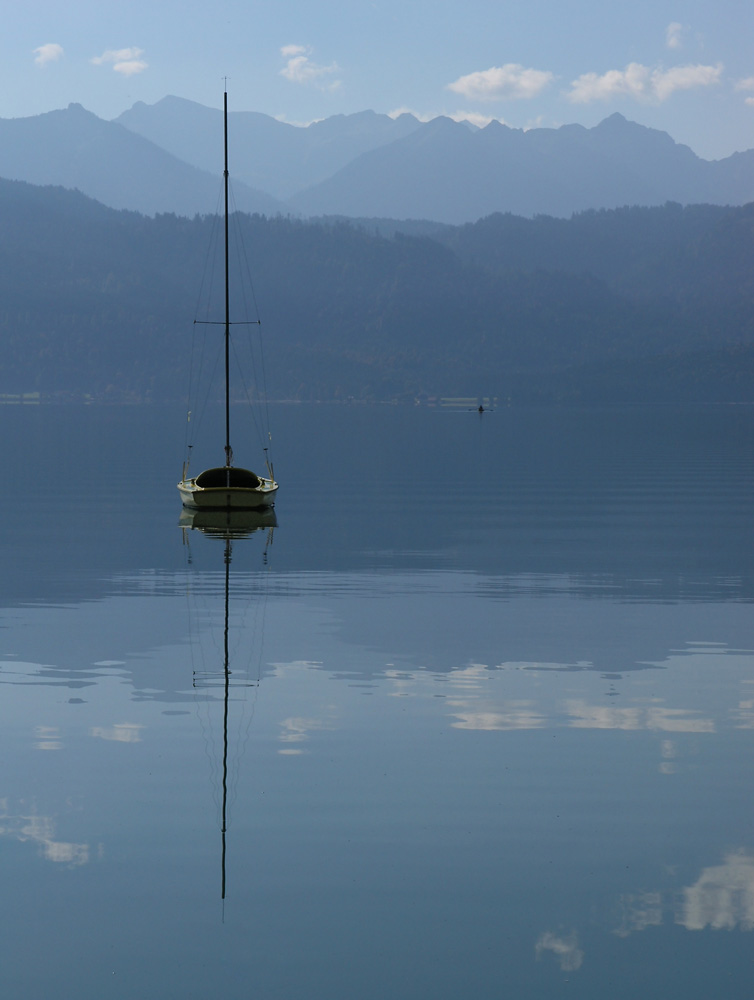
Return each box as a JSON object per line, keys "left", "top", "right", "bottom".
{"left": 228, "top": 181, "right": 262, "bottom": 332}
{"left": 228, "top": 181, "right": 275, "bottom": 468}
{"left": 183, "top": 178, "right": 275, "bottom": 474}
{"left": 184, "top": 186, "right": 225, "bottom": 465}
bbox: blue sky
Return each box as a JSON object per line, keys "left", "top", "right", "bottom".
{"left": 4, "top": 0, "right": 753, "bottom": 159}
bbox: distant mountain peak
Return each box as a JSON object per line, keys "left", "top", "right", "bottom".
{"left": 592, "top": 111, "right": 686, "bottom": 154}
{"left": 481, "top": 119, "right": 512, "bottom": 133}
{"left": 593, "top": 112, "right": 653, "bottom": 136}
{"left": 425, "top": 115, "right": 466, "bottom": 131}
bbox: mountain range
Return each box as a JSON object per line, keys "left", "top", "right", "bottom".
{"left": 115, "top": 95, "right": 422, "bottom": 200}
{"left": 1, "top": 97, "right": 753, "bottom": 223}
{"left": 0, "top": 178, "right": 752, "bottom": 403}
{"left": 0, "top": 102, "right": 285, "bottom": 217}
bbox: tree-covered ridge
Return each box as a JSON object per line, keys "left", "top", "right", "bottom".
{"left": 0, "top": 179, "right": 752, "bottom": 403}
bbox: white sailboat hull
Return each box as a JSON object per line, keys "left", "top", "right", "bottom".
{"left": 178, "top": 473, "right": 278, "bottom": 510}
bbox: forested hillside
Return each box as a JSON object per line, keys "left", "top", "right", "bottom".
{"left": 0, "top": 179, "right": 752, "bottom": 403}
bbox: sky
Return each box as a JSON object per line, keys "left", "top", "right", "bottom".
{"left": 3, "top": 0, "right": 753, "bottom": 160}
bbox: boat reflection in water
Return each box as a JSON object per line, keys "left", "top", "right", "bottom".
{"left": 179, "top": 506, "right": 278, "bottom": 540}
{"left": 180, "top": 506, "right": 276, "bottom": 904}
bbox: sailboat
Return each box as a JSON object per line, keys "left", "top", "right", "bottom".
{"left": 178, "top": 90, "right": 278, "bottom": 511}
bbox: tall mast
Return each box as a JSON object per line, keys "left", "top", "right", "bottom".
{"left": 221, "top": 535, "right": 231, "bottom": 900}
{"left": 223, "top": 90, "right": 231, "bottom": 469}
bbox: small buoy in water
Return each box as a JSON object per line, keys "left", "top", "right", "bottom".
{"left": 478, "top": 404, "right": 484, "bottom": 413}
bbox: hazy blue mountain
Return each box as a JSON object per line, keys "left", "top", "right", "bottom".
{"left": 289, "top": 113, "right": 754, "bottom": 222}
{"left": 5, "top": 100, "right": 754, "bottom": 224}
{"left": 0, "top": 103, "right": 287, "bottom": 217}
{"left": 1, "top": 176, "right": 753, "bottom": 404}
{"left": 115, "top": 96, "right": 422, "bottom": 199}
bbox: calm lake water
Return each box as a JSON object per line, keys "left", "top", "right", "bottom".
{"left": 1, "top": 402, "right": 753, "bottom": 999}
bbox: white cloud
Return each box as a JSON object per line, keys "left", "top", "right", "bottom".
{"left": 0, "top": 802, "right": 89, "bottom": 867}
{"left": 615, "top": 891, "right": 664, "bottom": 937}
{"left": 33, "top": 43, "right": 63, "bottom": 67}
{"left": 281, "top": 44, "right": 307, "bottom": 59}
{"left": 90, "top": 722, "right": 144, "bottom": 743}
{"left": 34, "top": 725, "right": 61, "bottom": 750}
{"left": 451, "top": 706, "right": 546, "bottom": 730}
{"left": 449, "top": 110, "right": 511, "bottom": 129}
{"left": 387, "top": 105, "right": 434, "bottom": 122}
{"left": 666, "top": 22, "right": 685, "bottom": 50}
{"left": 616, "top": 850, "right": 754, "bottom": 937}
{"left": 447, "top": 63, "right": 554, "bottom": 102}
{"left": 566, "top": 62, "right": 722, "bottom": 104}
{"left": 278, "top": 715, "right": 331, "bottom": 744}
{"left": 735, "top": 77, "right": 754, "bottom": 107}
{"left": 679, "top": 851, "right": 754, "bottom": 931}
{"left": 280, "top": 44, "right": 341, "bottom": 91}
{"left": 91, "top": 47, "right": 148, "bottom": 76}
{"left": 652, "top": 63, "right": 723, "bottom": 101}
{"left": 565, "top": 699, "right": 714, "bottom": 732}
{"left": 535, "top": 931, "right": 584, "bottom": 971}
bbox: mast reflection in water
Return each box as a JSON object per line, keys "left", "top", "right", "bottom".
{"left": 181, "top": 507, "right": 277, "bottom": 902}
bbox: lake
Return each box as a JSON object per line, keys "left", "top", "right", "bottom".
{"left": 1, "top": 402, "right": 752, "bottom": 999}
